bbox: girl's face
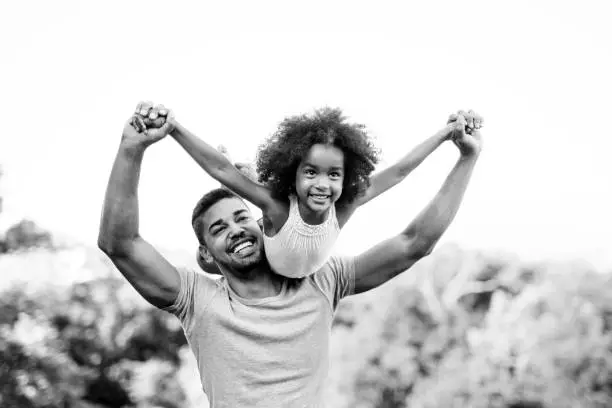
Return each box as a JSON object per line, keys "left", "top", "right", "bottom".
{"left": 295, "top": 143, "right": 345, "bottom": 220}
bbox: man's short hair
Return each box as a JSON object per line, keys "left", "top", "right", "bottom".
{"left": 192, "top": 188, "right": 243, "bottom": 245}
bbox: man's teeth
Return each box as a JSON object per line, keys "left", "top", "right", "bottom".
{"left": 233, "top": 242, "right": 253, "bottom": 253}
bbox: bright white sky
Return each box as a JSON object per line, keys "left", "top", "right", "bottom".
{"left": 1, "top": 0, "right": 611, "bottom": 269}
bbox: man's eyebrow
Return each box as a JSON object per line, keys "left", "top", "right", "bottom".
{"left": 208, "top": 219, "right": 225, "bottom": 232}
{"left": 209, "top": 209, "right": 249, "bottom": 231}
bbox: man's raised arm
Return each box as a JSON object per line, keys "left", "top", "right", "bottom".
{"left": 352, "top": 111, "right": 483, "bottom": 294}
{"left": 98, "top": 105, "right": 180, "bottom": 309}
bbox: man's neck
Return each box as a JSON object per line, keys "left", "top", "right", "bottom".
{"left": 223, "top": 264, "right": 285, "bottom": 299}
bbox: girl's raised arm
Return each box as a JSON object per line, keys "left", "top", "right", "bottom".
{"left": 170, "top": 119, "right": 278, "bottom": 212}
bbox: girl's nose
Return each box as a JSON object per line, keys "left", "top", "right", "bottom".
{"left": 316, "top": 176, "right": 330, "bottom": 188}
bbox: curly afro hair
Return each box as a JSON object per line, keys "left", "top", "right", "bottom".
{"left": 255, "top": 107, "right": 381, "bottom": 205}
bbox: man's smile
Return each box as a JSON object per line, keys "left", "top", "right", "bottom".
{"left": 228, "top": 238, "right": 257, "bottom": 255}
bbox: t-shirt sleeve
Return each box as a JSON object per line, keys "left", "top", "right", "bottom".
{"left": 313, "top": 255, "right": 356, "bottom": 310}
{"left": 161, "top": 267, "right": 218, "bottom": 331}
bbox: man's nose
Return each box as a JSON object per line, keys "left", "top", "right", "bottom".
{"left": 227, "top": 222, "right": 245, "bottom": 238}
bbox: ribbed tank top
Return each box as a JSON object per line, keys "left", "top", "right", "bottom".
{"left": 263, "top": 195, "right": 341, "bottom": 278}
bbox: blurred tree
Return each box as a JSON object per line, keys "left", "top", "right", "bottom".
{"left": 347, "top": 253, "right": 612, "bottom": 408}
{"left": 0, "top": 277, "right": 189, "bottom": 407}
{"left": 0, "top": 167, "right": 192, "bottom": 406}
{"left": 0, "top": 165, "right": 3, "bottom": 215}
{"left": 0, "top": 285, "right": 88, "bottom": 406}
{"left": 4, "top": 219, "right": 53, "bottom": 252}
{"left": 0, "top": 167, "right": 53, "bottom": 253}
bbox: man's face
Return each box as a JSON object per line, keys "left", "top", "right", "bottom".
{"left": 199, "top": 197, "right": 264, "bottom": 272}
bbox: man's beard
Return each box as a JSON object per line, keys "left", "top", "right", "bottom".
{"left": 220, "top": 248, "right": 264, "bottom": 275}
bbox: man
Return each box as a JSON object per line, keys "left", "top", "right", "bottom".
{"left": 98, "top": 104, "right": 483, "bottom": 407}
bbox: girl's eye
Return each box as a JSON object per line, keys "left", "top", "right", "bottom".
{"left": 237, "top": 216, "right": 249, "bottom": 222}
{"left": 211, "top": 226, "right": 225, "bottom": 235}
{"left": 330, "top": 172, "right": 342, "bottom": 178}
{"left": 305, "top": 169, "right": 316, "bottom": 176}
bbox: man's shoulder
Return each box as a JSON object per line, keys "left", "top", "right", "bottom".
{"left": 305, "top": 255, "right": 356, "bottom": 306}
{"left": 321, "top": 254, "right": 355, "bottom": 273}
{"left": 178, "top": 266, "right": 225, "bottom": 291}
{"left": 309, "top": 255, "right": 355, "bottom": 285}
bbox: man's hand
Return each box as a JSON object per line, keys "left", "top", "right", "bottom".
{"left": 135, "top": 101, "right": 173, "bottom": 129}
{"left": 123, "top": 101, "right": 175, "bottom": 149}
{"left": 447, "top": 110, "right": 484, "bottom": 157}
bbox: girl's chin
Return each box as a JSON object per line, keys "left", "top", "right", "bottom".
{"left": 307, "top": 202, "right": 331, "bottom": 213}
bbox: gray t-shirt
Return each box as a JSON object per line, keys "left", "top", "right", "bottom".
{"left": 163, "top": 255, "right": 355, "bottom": 408}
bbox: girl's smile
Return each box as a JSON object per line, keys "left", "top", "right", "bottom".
{"left": 295, "top": 143, "right": 345, "bottom": 224}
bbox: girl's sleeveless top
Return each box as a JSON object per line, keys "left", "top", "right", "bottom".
{"left": 263, "top": 195, "right": 341, "bottom": 278}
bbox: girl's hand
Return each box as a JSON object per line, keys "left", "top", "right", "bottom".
{"left": 235, "top": 162, "right": 258, "bottom": 182}
{"left": 218, "top": 144, "right": 258, "bottom": 182}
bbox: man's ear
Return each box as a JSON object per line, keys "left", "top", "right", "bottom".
{"left": 196, "top": 245, "right": 222, "bottom": 275}
{"left": 199, "top": 244, "right": 213, "bottom": 263}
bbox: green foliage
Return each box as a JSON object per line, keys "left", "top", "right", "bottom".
{"left": 2, "top": 220, "right": 53, "bottom": 252}
{"left": 0, "top": 168, "right": 52, "bottom": 253}
{"left": 0, "top": 278, "right": 189, "bottom": 407}
{"left": 339, "top": 252, "right": 612, "bottom": 408}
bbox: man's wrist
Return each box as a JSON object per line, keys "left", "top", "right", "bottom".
{"left": 119, "top": 138, "right": 147, "bottom": 158}
{"left": 459, "top": 149, "right": 480, "bottom": 161}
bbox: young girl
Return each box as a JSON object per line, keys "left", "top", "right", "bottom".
{"left": 134, "top": 103, "right": 463, "bottom": 278}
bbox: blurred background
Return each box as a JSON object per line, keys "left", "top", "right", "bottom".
{"left": 1, "top": 0, "right": 611, "bottom": 407}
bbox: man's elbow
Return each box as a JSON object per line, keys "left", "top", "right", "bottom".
{"left": 404, "top": 233, "right": 437, "bottom": 261}
{"left": 97, "top": 238, "right": 118, "bottom": 257}
{"left": 97, "top": 234, "right": 133, "bottom": 258}
{"left": 97, "top": 232, "right": 111, "bottom": 253}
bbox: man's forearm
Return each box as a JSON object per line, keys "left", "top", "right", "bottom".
{"left": 404, "top": 153, "right": 479, "bottom": 249}
{"left": 98, "top": 143, "right": 145, "bottom": 254}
